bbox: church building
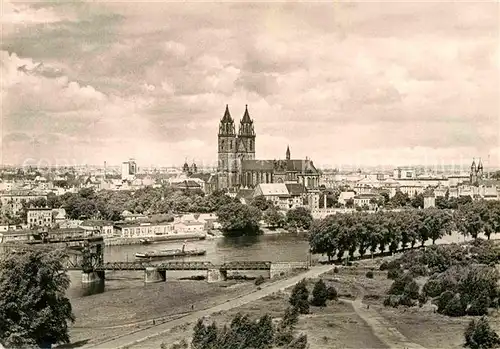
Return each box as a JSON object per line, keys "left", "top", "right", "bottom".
{"left": 217, "top": 105, "right": 320, "bottom": 190}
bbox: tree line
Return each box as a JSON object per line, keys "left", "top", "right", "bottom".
{"left": 309, "top": 200, "right": 500, "bottom": 262}
{"left": 3, "top": 187, "right": 237, "bottom": 223}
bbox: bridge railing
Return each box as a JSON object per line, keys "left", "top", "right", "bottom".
{"left": 67, "top": 260, "right": 274, "bottom": 271}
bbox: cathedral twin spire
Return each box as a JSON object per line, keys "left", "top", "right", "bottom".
{"left": 219, "top": 104, "right": 254, "bottom": 137}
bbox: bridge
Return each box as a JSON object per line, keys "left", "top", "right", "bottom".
{"left": 80, "top": 261, "right": 273, "bottom": 272}
{"left": 2, "top": 236, "right": 308, "bottom": 285}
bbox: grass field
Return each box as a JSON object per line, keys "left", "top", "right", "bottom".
{"left": 68, "top": 257, "right": 500, "bottom": 349}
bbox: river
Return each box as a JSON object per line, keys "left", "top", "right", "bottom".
{"left": 67, "top": 233, "right": 310, "bottom": 298}
{"left": 63, "top": 229, "right": 497, "bottom": 298}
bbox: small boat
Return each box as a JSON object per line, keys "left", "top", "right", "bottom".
{"left": 135, "top": 248, "right": 206, "bottom": 259}
{"left": 139, "top": 239, "right": 151, "bottom": 245}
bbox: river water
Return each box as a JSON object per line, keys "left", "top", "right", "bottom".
{"left": 67, "top": 233, "right": 310, "bottom": 297}
{"left": 64, "top": 230, "right": 498, "bottom": 298}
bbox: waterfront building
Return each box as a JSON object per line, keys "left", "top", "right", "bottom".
{"left": 27, "top": 208, "right": 53, "bottom": 228}
{"left": 115, "top": 221, "right": 176, "bottom": 238}
{"left": 80, "top": 220, "right": 115, "bottom": 237}
{"left": 252, "top": 182, "right": 312, "bottom": 211}
{"left": 217, "top": 105, "right": 320, "bottom": 190}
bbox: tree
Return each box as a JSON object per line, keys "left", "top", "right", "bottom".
{"left": 263, "top": 207, "right": 286, "bottom": 228}
{"left": 280, "top": 306, "right": 299, "bottom": 330}
{"left": 465, "top": 317, "right": 500, "bottom": 349}
{"left": 216, "top": 201, "right": 262, "bottom": 237}
{"left": 311, "top": 279, "right": 328, "bottom": 307}
{"left": 191, "top": 318, "right": 206, "bottom": 349}
{"left": 0, "top": 248, "right": 75, "bottom": 348}
{"left": 390, "top": 190, "right": 410, "bottom": 208}
{"left": 286, "top": 207, "right": 313, "bottom": 230}
{"left": 255, "top": 314, "right": 274, "bottom": 348}
{"left": 289, "top": 279, "right": 310, "bottom": 314}
{"left": 250, "top": 196, "right": 273, "bottom": 211}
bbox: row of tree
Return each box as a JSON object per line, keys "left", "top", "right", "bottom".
{"left": 3, "top": 187, "right": 236, "bottom": 223}
{"left": 309, "top": 201, "right": 500, "bottom": 261}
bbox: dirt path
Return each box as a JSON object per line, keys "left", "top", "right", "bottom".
{"left": 342, "top": 295, "right": 427, "bottom": 349}
{"left": 82, "top": 264, "right": 335, "bottom": 349}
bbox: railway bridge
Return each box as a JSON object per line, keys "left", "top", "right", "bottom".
{"left": 2, "top": 236, "right": 309, "bottom": 285}
{"left": 73, "top": 260, "right": 276, "bottom": 284}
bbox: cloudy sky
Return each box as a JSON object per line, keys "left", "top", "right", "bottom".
{"left": 1, "top": 0, "right": 499, "bottom": 169}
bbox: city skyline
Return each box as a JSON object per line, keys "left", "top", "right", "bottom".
{"left": 1, "top": 1, "right": 499, "bottom": 167}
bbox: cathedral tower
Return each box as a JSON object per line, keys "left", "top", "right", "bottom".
{"left": 470, "top": 158, "right": 478, "bottom": 184}
{"left": 286, "top": 145, "right": 291, "bottom": 160}
{"left": 218, "top": 105, "right": 237, "bottom": 186}
{"left": 236, "top": 105, "right": 256, "bottom": 161}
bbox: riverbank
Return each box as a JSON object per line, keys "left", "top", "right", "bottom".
{"left": 104, "top": 234, "right": 206, "bottom": 246}
{"left": 67, "top": 276, "right": 256, "bottom": 347}
{"left": 128, "top": 255, "right": 500, "bottom": 349}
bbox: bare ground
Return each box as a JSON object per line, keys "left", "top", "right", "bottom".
{"left": 68, "top": 273, "right": 255, "bottom": 347}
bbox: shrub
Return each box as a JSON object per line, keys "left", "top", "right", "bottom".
{"left": 436, "top": 290, "right": 454, "bottom": 312}
{"left": 399, "top": 294, "right": 416, "bottom": 307}
{"left": 465, "top": 317, "right": 500, "bottom": 349}
{"left": 383, "top": 295, "right": 400, "bottom": 308}
{"left": 467, "top": 292, "right": 490, "bottom": 316}
{"left": 423, "top": 278, "right": 443, "bottom": 298}
{"left": 289, "top": 279, "right": 310, "bottom": 314}
{"left": 380, "top": 260, "right": 401, "bottom": 271}
{"left": 409, "top": 264, "right": 428, "bottom": 277}
{"left": 333, "top": 266, "right": 339, "bottom": 274}
{"left": 255, "top": 275, "right": 265, "bottom": 286}
{"left": 366, "top": 271, "right": 374, "bottom": 279}
{"left": 403, "top": 280, "right": 420, "bottom": 300}
{"left": 280, "top": 306, "right": 299, "bottom": 329}
{"left": 443, "top": 294, "right": 466, "bottom": 317}
{"left": 388, "top": 273, "right": 414, "bottom": 295}
{"left": 311, "top": 279, "right": 328, "bottom": 307}
{"left": 326, "top": 286, "right": 338, "bottom": 301}
{"left": 387, "top": 268, "right": 403, "bottom": 280}
{"left": 418, "top": 293, "right": 428, "bottom": 307}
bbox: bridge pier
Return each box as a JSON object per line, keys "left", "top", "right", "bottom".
{"left": 144, "top": 267, "right": 166, "bottom": 284}
{"left": 207, "top": 269, "right": 227, "bottom": 283}
{"left": 82, "top": 270, "right": 105, "bottom": 284}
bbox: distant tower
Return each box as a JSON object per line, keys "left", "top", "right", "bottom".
{"left": 182, "top": 158, "right": 190, "bottom": 174}
{"left": 286, "top": 145, "right": 291, "bottom": 160}
{"left": 104, "top": 161, "right": 107, "bottom": 179}
{"left": 477, "top": 158, "right": 484, "bottom": 180}
{"left": 470, "top": 158, "right": 478, "bottom": 184}
{"left": 218, "top": 105, "right": 237, "bottom": 187}
{"left": 236, "top": 105, "right": 256, "bottom": 161}
{"left": 191, "top": 159, "right": 198, "bottom": 174}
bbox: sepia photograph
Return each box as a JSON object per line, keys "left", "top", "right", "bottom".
{"left": 0, "top": 0, "right": 499, "bottom": 348}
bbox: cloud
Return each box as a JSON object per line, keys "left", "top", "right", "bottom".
{"left": 0, "top": 1, "right": 498, "bottom": 167}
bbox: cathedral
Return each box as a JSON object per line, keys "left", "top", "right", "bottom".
{"left": 217, "top": 105, "right": 320, "bottom": 190}
{"left": 470, "top": 158, "right": 484, "bottom": 185}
